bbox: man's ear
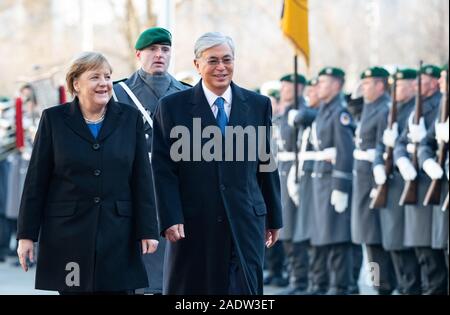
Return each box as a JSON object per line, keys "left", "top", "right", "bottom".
{"left": 193, "top": 59, "right": 200, "bottom": 75}
{"left": 136, "top": 50, "right": 141, "bottom": 59}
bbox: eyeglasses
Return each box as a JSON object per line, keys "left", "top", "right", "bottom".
{"left": 203, "top": 57, "right": 234, "bottom": 66}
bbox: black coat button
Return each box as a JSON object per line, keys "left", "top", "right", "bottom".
{"left": 217, "top": 216, "right": 224, "bottom": 223}
{"left": 94, "top": 197, "right": 101, "bottom": 204}
{"left": 220, "top": 185, "right": 226, "bottom": 191}
{"left": 93, "top": 143, "right": 100, "bottom": 150}
{"left": 94, "top": 170, "right": 101, "bottom": 176}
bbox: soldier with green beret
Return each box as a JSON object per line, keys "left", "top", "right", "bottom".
{"left": 112, "top": 27, "right": 190, "bottom": 294}
{"left": 308, "top": 66, "right": 355, "bottom": 294}
{"left": 267, "top": 72, "right": 308, "bottom": 291}
{"left": 393, "top": 62, "right": 444, "bottom": 294}
{"left": 352, "top": 66, "right": 397, "bottom": 294}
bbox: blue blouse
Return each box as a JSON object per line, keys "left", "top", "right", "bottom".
{"left": 86, "top": 121, "right": 103, "bottom": 139}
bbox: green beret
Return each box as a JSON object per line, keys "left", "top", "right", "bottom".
{"left": 135, "top": 27, "right": 172, "bottom": 50}
{"left": 395, "top": 68, "right": 417, "bottom": 80}
{"left": 318, "top": 67, "right": 345, "bottom": 79}
{"left": 420, "top": 64, "right": 441, "bottom": 79}
{"left": 441, "top": 63, "right": 448, "bottom": 72}
{"left": 360, "top": 66, "right": 390, "bottom": 79}
{"left": 0, "top": 96, "right": 10, "bottom": 102}
{"left": 307, "top": 77, "right": 318, "bottom": 86}
{"left": 280, "top": 73, "right": 306, "bottom": 85}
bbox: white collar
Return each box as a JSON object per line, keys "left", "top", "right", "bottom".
{"left": 202, "top": 81, "right": 232, "bottom": 107}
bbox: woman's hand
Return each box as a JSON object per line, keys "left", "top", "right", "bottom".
{"left": 141, "top": 239, "right": 159, "bottom": 254}
{"left": 17, "top": 239, "right": 34, "bottom": 272}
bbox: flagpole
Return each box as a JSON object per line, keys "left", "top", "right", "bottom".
{"left": 294, "top": 55, "right": 299, "bottom": 183}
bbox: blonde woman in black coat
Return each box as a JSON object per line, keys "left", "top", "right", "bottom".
{"left": 16, "top": 52, "right": 159, "bottom": 294}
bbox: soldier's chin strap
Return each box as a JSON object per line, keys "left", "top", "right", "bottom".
{"left": 114, "top": 82, "right": 154, "bottom": 128}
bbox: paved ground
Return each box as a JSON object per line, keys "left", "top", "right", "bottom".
{"left": 0, "top": 253, "right": 377, "bottom": 295}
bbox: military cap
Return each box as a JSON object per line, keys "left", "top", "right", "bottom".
{"left": 268, "top": 90, "right": 280, "bottom": 99}
{"left": 394, "top": 68, "right": 417, "bottom": 80}
{"left": 441, "top": 63, "right": 448, "bottom": 72}
{"left": 318, "top": 67, "right": 345, "bottom": 78}
{"left": 420, "top": 64, "right": 441, "bottom": 79}
{"left": 280, "top": 73, "right": 307, "bottom": 85}
{"left": 135, "top": 27, "right": 172, "bottom": 50}
{"left": 307, "top": 77, "right": 318, "bottom": 86}
{"left": 360, "top": 66, "right": 390, "bottom": 79}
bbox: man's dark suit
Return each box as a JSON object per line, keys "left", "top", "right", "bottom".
{"left": 17, "top": 98, "right": 159, "bottom": 292}
{"left": 152, "top": 81, "right": 282, "bottom": 295}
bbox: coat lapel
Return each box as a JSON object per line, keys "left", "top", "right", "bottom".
{"left": 189, "top": 81, "right": 219, "bottom": 129}
{"left": 63, "top": 97, "right": 123, "bottom": 144}
{"left": 97, "top": 98, "right": 123, "bottom": 142}
{"left": 63, "top": 98, "right": 96, "bottom": 144}
{"left": 227, "top": 82, "right": 249, "bottom": 128}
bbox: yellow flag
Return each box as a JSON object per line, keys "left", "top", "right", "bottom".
{"left": 281, "top": 0, "right": 310, "bottom": 66}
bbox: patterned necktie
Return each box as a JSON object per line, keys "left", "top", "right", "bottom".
{"left": 215, "top": 97, "right": 228, "bottom": 135}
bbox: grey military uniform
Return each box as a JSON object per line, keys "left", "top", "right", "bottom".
{"left": 275, "top": 98, "right": 306, "bottom": 241}
{"left": 393, "top": 91, "right": 441, "bottom": 248}
{"left": 292, "top": 106, "right": 318, "bottom": 243}
{"left": 374, "top": 98, "right": 416, "bottom": 250}
{"left": 113, "top": 69, "right": 189, "bottom": 294}
{"left": 418, "top": 112, "right": 449, "bottom": 250}
{"left": 352, "top": 93, "right": 390, "bottom": 245}
{"left": 311, "top": 94, "right": 354, "bottom": 246}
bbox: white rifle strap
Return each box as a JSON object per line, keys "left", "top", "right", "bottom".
{"left": 118, "top": 82, "right": 153, "bottom": 128}
{"left": 112, "top": 88, "right": 118, "bottom": 102}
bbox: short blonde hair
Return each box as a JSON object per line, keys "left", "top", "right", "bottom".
{"left": 65, "top": 52, "right": 112, "bottom": 96}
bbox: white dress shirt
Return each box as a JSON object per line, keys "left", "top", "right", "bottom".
{"left": 202, "top": 81, "right": 232, "bottom": 119}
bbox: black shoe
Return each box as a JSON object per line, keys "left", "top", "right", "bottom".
{"left": 0, "top": 255, "right": 5, "bottom": 263}
{"left": 309, "top": 287, "right": 328, "bottom": 295}
{"left": 279, "top": 286, "right": 308, "bottom": 295}
{"left": 348, "top": 285, "right": 360, "bottom": 295}
{"left": 326, "top": 287, "right": 349, "bottom": 295}
{"left": 263, "top": 274, "right": 274, "bottom": 286}
{"left": 271, "top": 276, "right": 289, "bottom": 287}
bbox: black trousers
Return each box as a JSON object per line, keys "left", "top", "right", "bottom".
{"left": 264, "top": 240, "right": 285, "bottom": 277}
{"left": 415, "top": 247, "right": 448, "bottom": 295}
{"left": 0, "top": 215, "right": 10, "bottom": 258}
{"left": 327, "top": 242, "right": 352, "bottom": 294}
{"left": 390, "top": 249, "right": 421, "bottom": 295}
{"left": 283, "top": 240, "right": 310, "bottom": 290}
{"left": 366, "top": 244, "right": 397, "bottom": 294}
{"left": 309, "top": 245, "right": 329, "bottom": 293}
{"left": 351, "top": 244, "right": 363, "bottom": 291}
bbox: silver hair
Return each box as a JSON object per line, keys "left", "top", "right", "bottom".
{"left": 194, "top": 32, "right": 235, "bottom": 59}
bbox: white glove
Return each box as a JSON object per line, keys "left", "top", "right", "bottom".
{"left": 422, "top": 158, "right": 444, "bottom": 180}
{"left": 435, "top": 119, "right": 449, "bottom": 143}
{"left": 287, "top": 109, "right": 299, "bottom": 127}
{"left": 287, "top": 165, "right": 300, "bottom": 206}
{"left": 408, "top": 117, "right": 427, "bottom": 143}
{"left": 383, "top": 123, "right": 399, "bottom": 148}
{"left": 373, "top": 164, "right": 387, "bottom": 185}
{"left": 396, "top": 156, "right": 417, "bottom": 181}
{"left": 331, "top": 190, "right": 348, "bottom": 213}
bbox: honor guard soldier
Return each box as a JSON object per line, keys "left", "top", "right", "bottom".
{"left": 311, "top": 67, "right": 354, "bottom": 295}
{"left": 373, "top": 69, "right": 421, "bottom": 294}
{"left": 286, "top": 78, "right": 325, "bottom": 294}
{"left": 418, "top": 64, "right": 449, "bottom": 294}
{"left": 352, "top": 67, "right": 396, "bottom": 294}
{"left": 112, "top": 27, "right": 190, "bottom": 294}
{"left": 393, "top": 64, "right": 445, "bottom": 294}
{"left": 268, "top": 73, "right": 306, "bottom": 288}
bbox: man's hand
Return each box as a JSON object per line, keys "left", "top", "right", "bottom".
{"left": 17, "top": 239, "right": 34, "bottom": 272}
{"left": 164, "top": 224, "right": 185, "bottom": 243}
{"left": 373, "top": 164, "right": 387, "bottom": 185}
{"left": 423, "top": 159, "right": 444, "bottom": 180}
{"left": 408, "top": 117, "right": 427, "bottom": 143}
{"left": 435, "top": 119, "right": 449, "bottom": 143}
{"left": 396, "top": 156, "right": 418, "bottom": 181}
{"left": 383, "top": 123, "right": 399, "bottom": 148}
{"left": 287, "top": 109, "right": 299, "bottom": 127}
{"left": 331, "top": 190, "right": 348, "bottom": 213}
{"left": 265, "top": 229, "right": 280, "bottom": 248}
{"left": 141, "top": 239, "right": 159, "bottom": 254}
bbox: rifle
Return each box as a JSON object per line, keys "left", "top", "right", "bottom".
{"left": 399, "top": 61, "right": 423, "bottom": 206}
{"left": 370, "top": 73, "right": 398, "bottom": 209}
{"left": 423, "top": 66, "right": 449, "bottom": 206}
